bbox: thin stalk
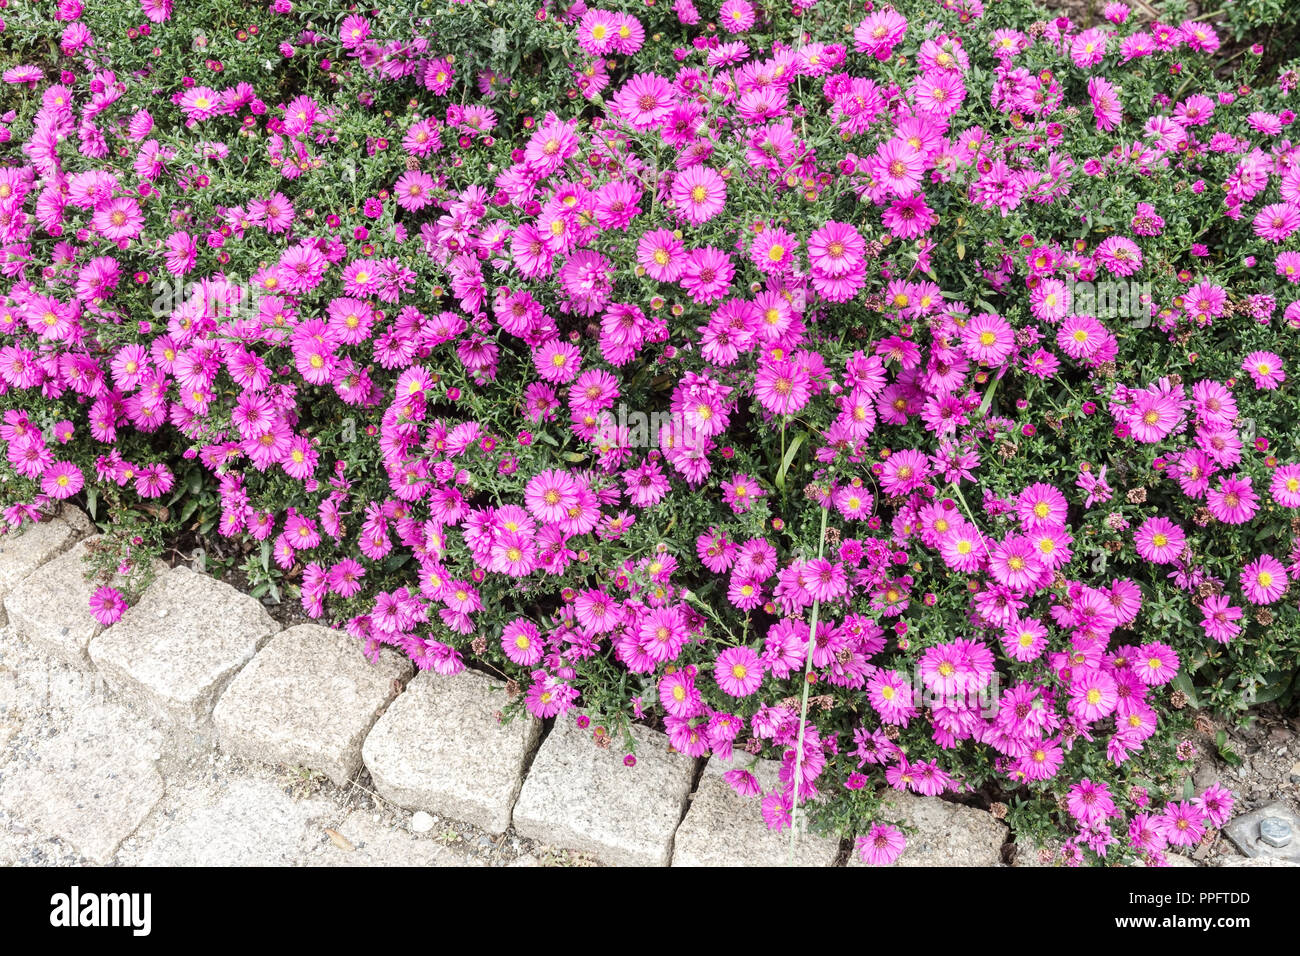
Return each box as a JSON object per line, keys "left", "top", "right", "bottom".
{"left": 789, "top": 503, "right": 828, "bottom": 864}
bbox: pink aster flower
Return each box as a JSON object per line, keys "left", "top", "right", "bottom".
{"left": 1271, "top": 464, "right": 1300, "bottom": 507}
{"left": 960, "top": 312, "right": 1015, "bottom": 365}
{"left": 680, "top": 246, "right": 734, "bottom": 304}
{"left": 1158, "top": 800, "right": 1205, "bottom": 847}
{"left": 1206, "top": 474, "right": 1259, "bottom": 524}
{"left": 41, "top": 460, "right": 83, "bottom": 499}
{"left": 1134, "top": 642, "right": 1179, "bottom": 686}
{"left": 721, "top": 473, "right": 765, "bottom": 514}
{"left": 636, "top": 228, "right": 687, "bottom": 282}
{"left": 718, "top": 0, "right": 755, "bottom": 32}
{"left": 754, "top": 358, "right": 811, "bottom": 416}
{"left": 1067, "top": 778, "right": 1117, "bottom": 827}
{"left": 1194, "top": 783, "right": 1235, "bottom": 829}
{"left": 715, "top": 646, "right": 763, "bottom": 697}
{"left": 1133, "top": 516, "right": 1185, "bottom": 564}
{"left": 867, "top": 668, "right": 916, "bottom": 725}
{"left": 671, "top": 165, "right": 726, "bottom": 225}
{"left": 1069, "top": 668, "right": 1118, "bottom": 723}
{"left": 1199, "top": 594, "right": 1243, "bottom": 644}
{"left": 88, "top": 585, "right": 127, "bottom": 626}
{"left": 1242, "top": 350, "right": 1285, "bottom": 390}
{"left": 856, "top": 823, "right": 906, "bottom": 865}
{"left": 1017, "top": 482, "right": 1068, "bottom": 531}
{"left": 1253, "top": 202, "right": 1300, "bottom": 242}
{"left": 807, "top": 221, "right": 865, "bottom": 278}
{"left": 1241, "top": 553, "right": 1288, "bottom": 604}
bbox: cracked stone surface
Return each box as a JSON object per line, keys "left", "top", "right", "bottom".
{"left": 89, "top": 566, "right": 280, "bottom": 730}
{"left": 0, "top": 701, "right": 165, "bottom": 863}
{"left": 213, "top": 624, "right": 413, "bottom": 785}
{"left": 0, "top": 517, "right": 77, "bottom": 627}
{"left": 849, "top": 790, "right": 1008, "bottom": 867}
{"left": 512, "top": 717, "right": 696, "bottom": 866}
{"left": 363, "top": 669, "right": 540, "bottom": 833}
{"left": 673, "top": 755, "right": 839, "bottom": 866}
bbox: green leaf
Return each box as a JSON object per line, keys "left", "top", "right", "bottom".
{"left": 775, "top": 432, "right": 806, "bottom": 492}
{"left": 86, "top": 487, "right": 98, "bottom": 521}
{"left": 1249, "top": 671, "right": 1294, "bottom": 705}
{"left": 259, "top": 539, "right": 271, "bottom": 575}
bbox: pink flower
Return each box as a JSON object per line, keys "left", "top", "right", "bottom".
{"left": 88, "top": 585, "right": 127, "bottom": 626}
{"left": 1134, "top": 642, "right": 1179, "bottom": 686}
{"left": 714, "top": 646, "right": 763, "bottom": 697}
{"left": 867, "top": 668, "right": 916, "bottom": 725}
{"left": 670, "top": 166, "right": 728, "bottom": 230}
{"left": 41, "top": 461, "right": 83, "bottom": 499}
{"left": 718, "top": 0, "right": 755, "bottom": 32}
{"left": 1242, "top": 350, "right": 1285, "bottom": 390}
{"left": 754, "top": 358, "right": 811, "bottom": 416}
{"left": 1067, "top": 778, "right": 1117, "bottom": 827}
{"left": 960, "top": 312, "right": 1015, "bottom": 365}
{"left": 1133, "top": 516, "right": 1185, "bottom": 564}
{"left": 1158, "top": 800, "right": 1205, "bottom": 847}
{"left": 1241, "top": 554, "right": 1288, "bottom": 604}
{"left": 856, "top": 823, "right": 906, "bottom": 864}
{"left": 393, "top": 170, "right": 434, "bottom": 211}
{"left": 1069, "top": 668, "right": 1117, "bottom": 723}
{"left": 807, "top": 221, "right": 865, "bottom": 277}
{"left": 1206, "top": 474, "right": 1259, "bottom": 524}
{"left": 1199, "top": 594, "right": 1243, "bottom": 644}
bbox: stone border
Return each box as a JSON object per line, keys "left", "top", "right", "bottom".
{"left": 0, "top": 507, "right": 1150, "bottom": 867}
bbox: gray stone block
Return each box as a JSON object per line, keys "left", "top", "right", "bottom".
{"left": 362, "top": 669, "right": 540, "bottom": 834}
{"left": 512, "top": 717, "right": 697, "bottom": 866}
{"left": 5, "top": 537, "right": 163, "bottom": 668}
{"left": 1222, "top": 801, "right": 1300, "bottom": 863}
{"left": 89, "top": 566, "right": 279, "bottom": 728}
{"left": 673, "top": 755, "right": 840, "bottom": 866}
{"left": 0, "top": 517, "right": 76, "bottom": 626}
{"left": 213, "top": 624, "right": 412, "bottom": 785}
{"left": 0, "top": 714, "right": 164, "bottom": 863}
{"left": 849, "top": 790, "right": 1008, "bottom": 867}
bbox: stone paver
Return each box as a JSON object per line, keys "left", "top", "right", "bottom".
{"left": 0, "top": 517, "right": 77, "bottom": 626}
{"left": 363, "top": 669, "right": 540, "bottom": 833}
{"left": 89, "top": 566, "right": 279, "bottom": 729}
{"left": 213, "top": 624, "right": 412, "bottom": 785}
{"left": 126, "top": 776, "right": 341, "bottom": 867}
{"left": 5, "top": 537, "right": 163, "bottom": 668}
{"left": 849, "top": 790, "right": 1008, "bottom": 867}
{"left": 673, "top": 755, "right": 839, "bottom": 866}
{"left": 512, "top": 717, "right": 697, "bottom": 866}
{"left": 0, "top": 704, "right": 164, "bottom": 863}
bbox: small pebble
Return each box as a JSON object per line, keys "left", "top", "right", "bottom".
{"left": 410, "top": 811, "right": 435, "bottom": 833}
{"left": 1289, "top": 763, "right": 1300, "bottom": 784}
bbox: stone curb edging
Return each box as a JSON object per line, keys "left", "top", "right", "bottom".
{"left": 1, "top": 508, "right": 1223, "bottom": 868}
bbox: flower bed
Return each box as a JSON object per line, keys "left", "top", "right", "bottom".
{"left": 0, "top": 0, "right": 1298, "bottom": 865}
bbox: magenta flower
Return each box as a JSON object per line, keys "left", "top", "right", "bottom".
{"left": 88, "top": 585, "right": 127, "bottom": 626}
{"left": 714, "top": 646, "right": 763, "bottom": 697}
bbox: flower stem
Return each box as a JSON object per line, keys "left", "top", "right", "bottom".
{"left": 789, "top": 502, "right": 828, "bottom": 863}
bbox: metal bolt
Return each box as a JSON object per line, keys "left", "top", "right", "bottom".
{"left": 1259, "top": 816, "right": 1293, "bottom": 849}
